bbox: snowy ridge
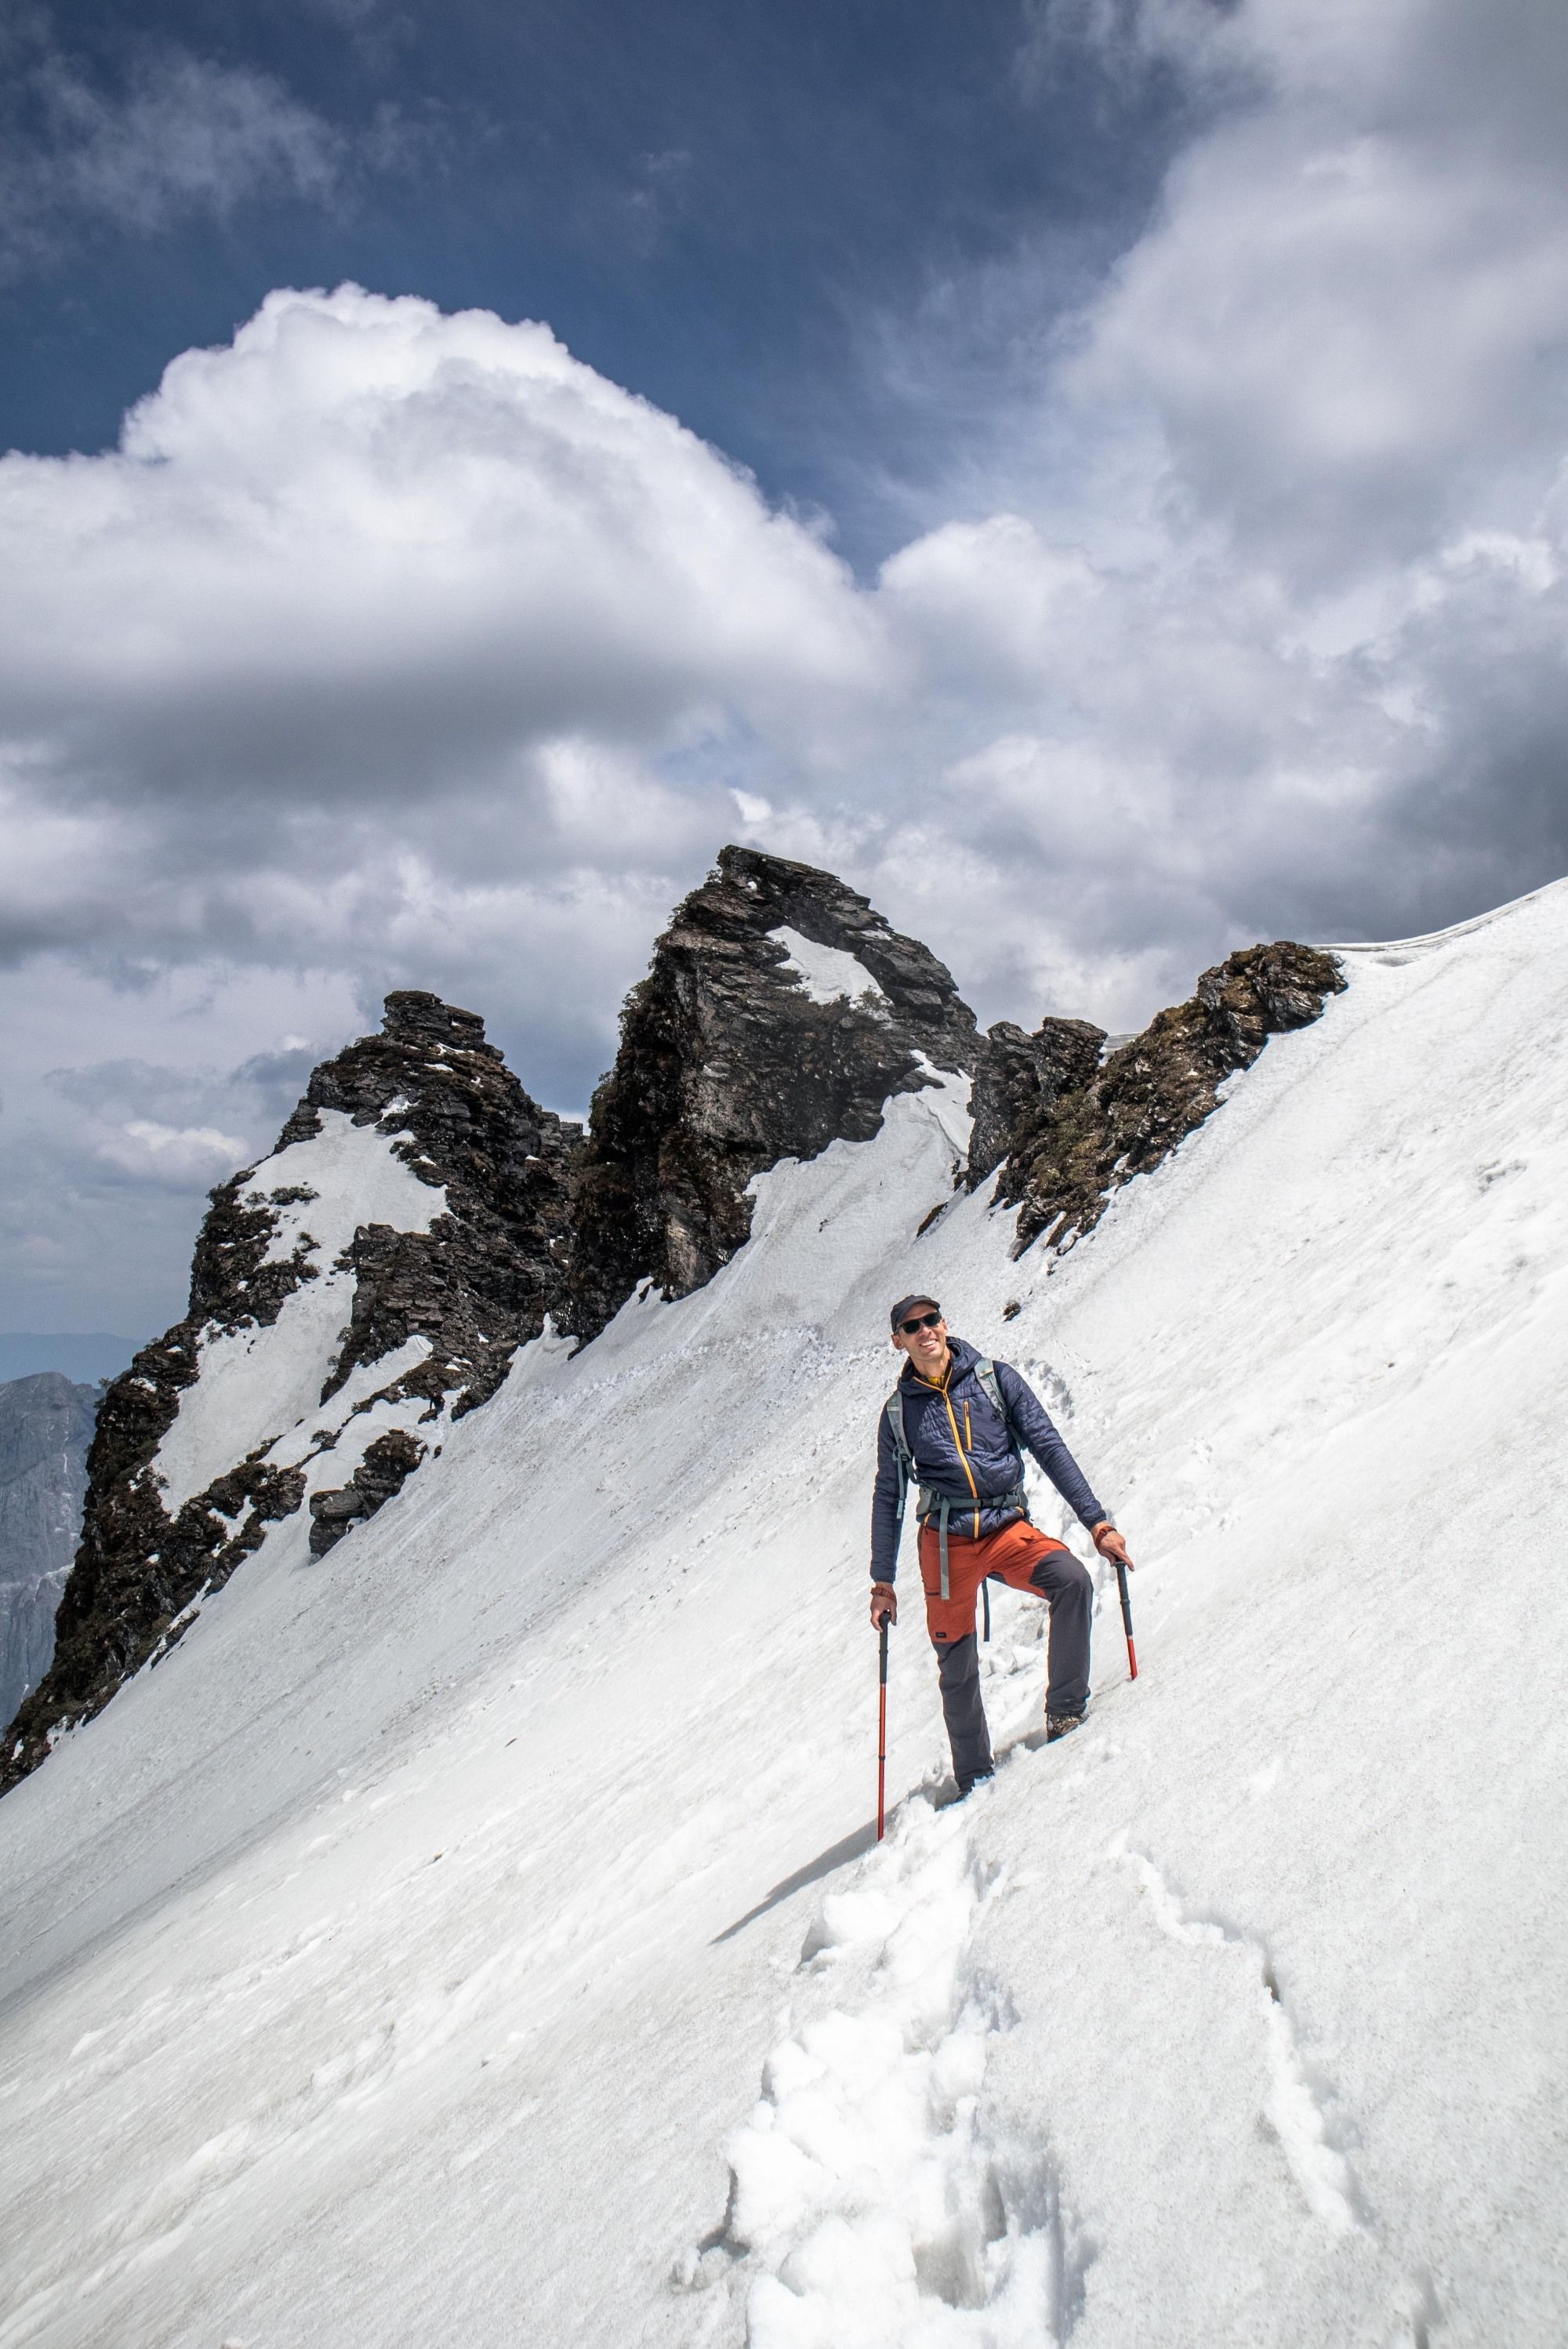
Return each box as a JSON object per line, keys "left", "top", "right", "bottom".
{"left": 1320, "top": 874, "right": 1568, "bottom": 957}
{"left": 2, "top": 889, "right": 1567, "bottom": 2345}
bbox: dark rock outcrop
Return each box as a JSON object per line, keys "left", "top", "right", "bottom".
{"left": 3, "top": 994, "right": 578, "bottom": 1792}
{"left": 0, "top": 1374, "right": 98, "bottom": 1727}
{"left": 996, "top": 942, "right": 1346, "bottom": 1256}
{"left": 309, "top": 1429, "right": 427, "bottom": 1557}
{"left": 967, "top": 1017, "right": 1107, "bottom": 1189}
{"left": 568, "top": 846, "right": 978, "bottom": 1339}
{"left": 280, "top": 990, "right": 580, "bottom": 1416}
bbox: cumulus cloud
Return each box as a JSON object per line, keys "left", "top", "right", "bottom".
{"left": 863, "top": 0, "right": 1568, "bottom": 989}
{"left": 0, "top": 285, "right": 877, "bottom": 917}
{"left": 1045, "top": 0, "right": 1568, "bottom": 583}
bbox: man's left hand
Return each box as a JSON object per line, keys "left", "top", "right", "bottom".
{"left": 1092, "top": 1523, "right": 1134, "bottom": 1570}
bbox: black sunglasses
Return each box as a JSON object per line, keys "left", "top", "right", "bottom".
{"left": 898, "top": 1311, "right": 942, "bottom": 1334}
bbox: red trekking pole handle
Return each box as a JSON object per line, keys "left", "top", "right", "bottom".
{"left": 877, "top": 1617, "right": 890, "bottom": 1841}
{"left": 1114, "top": 1559, "right": 1138, "bottom": 1680}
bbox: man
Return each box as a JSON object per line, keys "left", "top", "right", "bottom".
{"left": 869, "top": 1294, "right": 1134, "bottom": 1792}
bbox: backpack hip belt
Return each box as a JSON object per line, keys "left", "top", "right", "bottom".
{"left": 918, "top": 1482, "right": 1030, "bottom": 1600}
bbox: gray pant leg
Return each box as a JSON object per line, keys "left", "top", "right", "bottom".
{"left": 935, "top": 1634, "right": 993, "bottom": 1788}
{"left": 1029, "top": 1548, "right": 1094, "bottom": 1717}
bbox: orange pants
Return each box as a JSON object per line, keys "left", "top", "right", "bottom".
{"left": 916, "top": 1518, "right": 1094, "bottom": 1786}
{"left": 918, "top": 1516, "right": 1079, "bottom": 1636}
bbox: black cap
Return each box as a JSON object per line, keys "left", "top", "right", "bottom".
{"left": 890, "top": 1294, "right": 941, "bottom": 1331}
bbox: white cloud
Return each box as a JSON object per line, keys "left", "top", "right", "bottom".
{"left": 0, "top": 42, "right": 346, "bottom": 273}
{"left": 98, "top": 1120, "right": 251, "bottom": 1185}
{"left": 0, "top": 283, "right": 876, "bottom": 808}
{"left": 858, "top": 0, "right": 1568, "bottom": 978}
{"left": 0, "top": 281, "right": 891, "bottom": 1135}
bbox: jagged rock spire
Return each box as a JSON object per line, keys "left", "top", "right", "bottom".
{"left": 568, "top": 845, "right": 978, "bottom": 1340}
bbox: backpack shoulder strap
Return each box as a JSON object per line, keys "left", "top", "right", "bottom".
{"left": 884, "top": 1387, "right": 913, "bottom": 1528}
{"left": 974, "top": 1357, "right": 1011, "bottom": 1432}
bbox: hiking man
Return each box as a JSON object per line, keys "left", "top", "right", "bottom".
{"left": 869, "top": 1295, "right": 1133, "bottom": 1792}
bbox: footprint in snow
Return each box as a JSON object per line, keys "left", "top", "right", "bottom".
{"left": 676, "top": 1794, "right": 1091, "bottom": 2344}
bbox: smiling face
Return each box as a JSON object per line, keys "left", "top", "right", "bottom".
{"left": 892, "top": 1305, "right": 952, "bottom": 1382}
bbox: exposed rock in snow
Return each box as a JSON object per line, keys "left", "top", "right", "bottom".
{"left": 0, "top": 1374, "right": 97, "bottom": 1728}
{"left": 568, "top": 845, "right": 978, "bottom": 1339}
{"left": 307, "top": 1427, "right": 428, "bottom": 1558}
{"left": 2, "top": 992, "right": 579, "bottom": 1789}
{"left": 280, "top": 989, "right": 579, "bottom": 1418}
{"left": 967, "top": 1016, "right": 1106, "bottom": 1189}
{"left": 996, "top": 942, "right": 1346, "bottom": 1255}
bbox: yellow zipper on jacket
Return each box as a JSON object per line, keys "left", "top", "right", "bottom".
{"left": 919, "top": 1366, "right": 981, "bottom": 1538}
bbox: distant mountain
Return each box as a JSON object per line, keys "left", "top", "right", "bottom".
{"left": 0, "top": 1373, "right": 97, "bottom": 1726}
{"left": 0, "top": 1334, "right": 135, "bottom": 1385}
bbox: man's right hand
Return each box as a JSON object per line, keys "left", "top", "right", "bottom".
{"left": 870, "top": 1581, "right": 898, "bottom": 1628}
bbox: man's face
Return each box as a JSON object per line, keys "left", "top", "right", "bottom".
{"left": 893, "top": 1307, "right": 949, "bottom": 1376}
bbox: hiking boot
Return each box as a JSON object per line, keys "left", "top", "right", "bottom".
{"left": 956, "top": 1766, "right": 995, "bottom": 1795}
{"left": 1045, "top": 1712, "right": 1084, "bottom": 1744}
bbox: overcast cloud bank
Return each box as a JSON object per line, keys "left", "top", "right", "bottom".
{"left": 3, "top": 0, "right": 1567, "bottom": 1331}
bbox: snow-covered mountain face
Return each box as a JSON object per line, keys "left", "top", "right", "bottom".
{"left": 0, "top": 1374, "right": 96, "bottom": 1726}
{"left": 3, "top": 863, "right": 1564, "bottom": 2349}
{"left": 2, "top": 989, "right": 579, "bottom": 1790}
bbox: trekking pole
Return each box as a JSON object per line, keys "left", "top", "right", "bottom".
{"left": 877, "top": 1616, "right": 889, "bottom": 1841}
{"left": 1113, "top": 1560, "right": 1138, "bottom": 1680}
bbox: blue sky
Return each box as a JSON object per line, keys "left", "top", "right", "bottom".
{"left": 3, "top": 0, "right": 1568, "bottom": 1338}
{"left": 2, "top": 0, "right": 1184, "bottom": 564}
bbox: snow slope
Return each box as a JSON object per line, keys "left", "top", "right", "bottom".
{"left": 2, "top": 884, "right": 1567, "bottom": 2348}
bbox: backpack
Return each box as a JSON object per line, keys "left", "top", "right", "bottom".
{"left": 884, "top": 1358, "right": 1030, "bottom": 1614}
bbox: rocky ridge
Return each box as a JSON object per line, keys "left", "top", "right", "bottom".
{"left": 2, "top": 993, "right": 578, "bottom": 1791}
{"left": 568, "top": 844, "right": 978, "bottom": 1340}
{"left": 987, "top": 942, "right": 1347, "bottom": 1255}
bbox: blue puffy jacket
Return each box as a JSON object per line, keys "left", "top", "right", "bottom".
{"left": 870, "top": 1335, "right": 1108, "bottom": 1582}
